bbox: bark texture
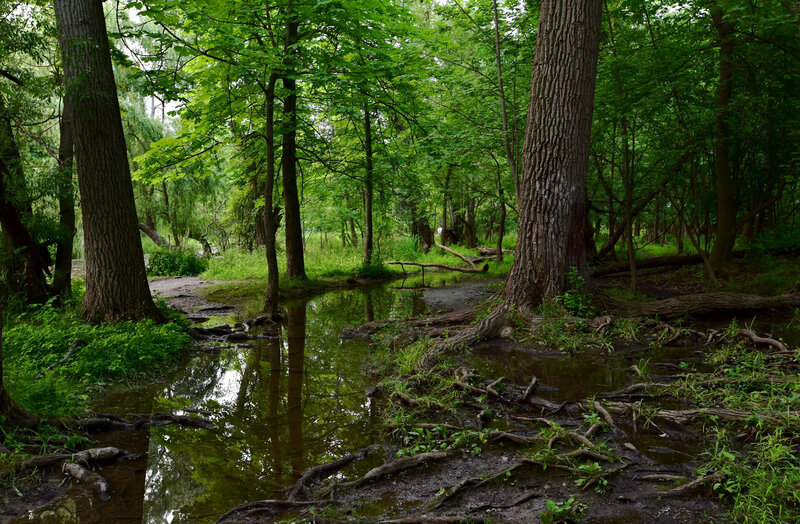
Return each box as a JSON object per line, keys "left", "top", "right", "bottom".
{"left": 55, "top": 0, "right": 160, "bottom": 322}
{"left": 503, "top": 0, "right": 603, "bottom": 311}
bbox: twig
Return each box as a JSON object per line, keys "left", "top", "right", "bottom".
{"left": 35, "top": 339, "right": 87, "bottom": 380}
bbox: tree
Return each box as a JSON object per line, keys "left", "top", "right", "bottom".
{"left": 503, "top": 0, "right": 603, "bottom": 311}
{"left": 427, "top": 0, "right": 603, "bottom": 360}
{"left": 54, "top": 0, "right": 160, "bottom": 322}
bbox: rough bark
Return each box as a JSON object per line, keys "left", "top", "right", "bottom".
{"left": 503, "top": 0, "right": 602, "bottom": 311}
{"left": 54, "top": 0, "right": 160, "bottom": 322}
{"left": 708, "top": 6, "right": 737, "bottom": 271}
{"left": 282, "top": 0, "right": 307, "bottom": 280}
{"left": 52, "top": 99, "right": 76, "bottom": 299}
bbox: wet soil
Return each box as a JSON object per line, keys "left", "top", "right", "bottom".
{"left": 6, "top": 273, "right": 790, "bottom": 523}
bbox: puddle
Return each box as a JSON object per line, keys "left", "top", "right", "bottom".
{"left": 19, "top": 285, "right": 430, "bottom": 523}
{"left": 470, "top": 343, "right": 708, "bottom": 403}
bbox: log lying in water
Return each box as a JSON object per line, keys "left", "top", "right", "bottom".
{"left": 599, "top": 291, "right": 800, "bottom": 318}
{"left": 386, "top": 261, "right": 488, "bottom": 273}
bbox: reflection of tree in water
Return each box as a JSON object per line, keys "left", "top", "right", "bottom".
{"left": 143, "top": 286, "right": 423, "bottom": 522}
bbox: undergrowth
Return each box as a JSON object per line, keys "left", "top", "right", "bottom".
{"left": 3, "top": 287, "right": 191, "bottom": 417}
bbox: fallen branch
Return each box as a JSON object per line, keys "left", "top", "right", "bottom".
{"left": 386, "top": 261, "right": 489, "bottom": 274}
{"left": 35, "top": 339, "right": 87, "bottom": 380}
{"left": 63, "top": 462, "right": 112, "bottom": 501}
{"left": 435, "top": 242, "right": 476, "bottom": 269}
{"left": 392, "top": 391, "right": 448, "bottom": 412}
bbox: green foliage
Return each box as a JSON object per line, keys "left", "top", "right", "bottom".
{"left": 540, "top": 496, "right": 586, "bottom": 524}
{"left": 148, "top": 248, "right": 208, "bottom": 276}
{"left": 3, "top": 299, "right": 191, "bottom": 416}
{"left": 556, "top": 267, "right": 594, "bottom": 317}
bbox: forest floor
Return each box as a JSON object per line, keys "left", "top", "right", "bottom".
{"left": 217, "top": 258, "right": 799, "bottom": 523}
{"left": 4, "top": 256, "right": 799, "bottom": 523}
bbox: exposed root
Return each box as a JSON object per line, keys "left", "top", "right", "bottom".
{"left": 215, "top": 500, "right": 322, "bottom": 523}
{"left": 593, "top": 400, "right": 617, "bottom": 429}
{"left": 489, "top": 430, "right": 541, "bottom": 445}
{"left": 638, "top": 474, "right": 689, "bottom": 483}
{"left": 392, "top": 391, "right": 447, "bottom": 411}
{"left": 601, "top": 291, "right": 800, "bottom": 318}
{"left": 337, "top": 451, "right": 454, "bottom": 489}
{"left": 1, "top": 447, "right": 132, "bottom": 481}
{"left": 738, "top": 329, "right": 790, "bottom": 353}
{"left": 580, "top": 461, "right": 634, "bottom": 492}
{"left": 288, "top": 445, "right": 379, "bottom": 501}
{"left": 522, "top": 376, "right": 539, "bottom": 400}
{"left": 659, "top": 471, "right": 726, "bottom": 497}
{"left": 607, "top": 402, "right": 799, "bottom": 426}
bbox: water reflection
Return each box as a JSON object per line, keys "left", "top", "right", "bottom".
{"left": 141, "top": 286, "right": 426, "bottom": 523}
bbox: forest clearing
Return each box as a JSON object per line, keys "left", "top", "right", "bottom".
{"left": 1, "top": 0, "right": 799, "bottom": 523}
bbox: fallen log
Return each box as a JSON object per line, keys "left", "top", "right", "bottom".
{"left": 386, "top": 261, "right": 488, "bottom": 274}
{"left": 591, "top": 254, "right": 704, "bottom": 277}
{"left": 599, "top": 291, "right": 800, "bottom": 318}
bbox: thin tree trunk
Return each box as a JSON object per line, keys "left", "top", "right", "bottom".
{"left": 492, "top": 0, "right": 520, "bottom": 199}
{"left": 503, "top": 0, "right": 602, "bottom": 311}
{"left": 286, "top": 302, "right": 306, "bottom": 476}
{"left": 52, "top": 99, "right": 76, "bottom": 299}
{"left": 54, "top": 0, "right": 160, "bottom": 322}
{"left": 282, "top": 0, "right": 306, "bottom": 280}
{"left": 363, "top": 103, "right": 374, "bottom": 266}
{"left": 263, "top": 72, "right": 280, "bottom": 318}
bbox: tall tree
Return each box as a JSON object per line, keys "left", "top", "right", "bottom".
{"left": 428, "top": 0, "right": 603, "bottom": 360}
{"left": 503, "top": 0, "right": 603, "bottom": 311}
{"left": 54, "top": 0, "right": 160, "bottom": 322}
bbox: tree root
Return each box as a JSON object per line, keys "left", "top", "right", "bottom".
{"left": 392, "top": 392, "right": 448, "bottom": 411}
{"left": 659, "top": 471, "right": 726, "bottom": 497}
{"left": 1, "top": 447, "right": 132, "bottom": 481}
{"left": 337, "top": 451, "right": 454, "bottom": 490}
{"left": 288, "top": 445, "right": 379, "bottom": 501}
{"left": 522, "top": 376, "right": 539, "bottom": 400}
{"left": 738, "top": 329, "right": 790, "bottom": 352}
{"left": 606, "top": 401, "right": 799, "bottom": 426}
{"left": 215, "top": 500, "right": 322, "bottom": 523}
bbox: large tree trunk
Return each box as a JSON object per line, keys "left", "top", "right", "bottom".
{"left": 708, "top": 6, "right": 737, "bottom": 271}
{"left": 52, "top": 99, "right": 76, "bottom": 299}
{"left": 363, "top": 103, "right": 374, "bottom": 266}
{"left": 263, "top": 72, "right": 280, "bottom": 319}
{"left": 503, "top": 0, "right": 602, "bottom": 312}
{"left": 282, "top": 0, "right": 307, "bottom": 280}
{"left": 54, "top": 0, "right": 160, "bottom": 323}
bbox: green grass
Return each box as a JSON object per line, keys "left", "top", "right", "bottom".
{"left": 200, "top": 234, "right": 516, "bottom": 318}
{"left": 3, "top": 286, "right": 191, "bottom": 417}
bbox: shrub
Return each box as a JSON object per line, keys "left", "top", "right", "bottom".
{"left": 148, "top": 248, "right": 208, "bottom": 276}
